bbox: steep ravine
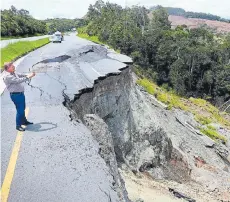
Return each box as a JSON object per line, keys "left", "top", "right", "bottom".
{"left": 64, "top": 66, "right": 230, "bottom": 202}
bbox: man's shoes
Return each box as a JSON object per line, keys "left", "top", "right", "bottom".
{"left": 24, "top": 121, "right": 33, "bottom": 125}
{"left": 16, "top": 126, "right": 25, "bottom": 131}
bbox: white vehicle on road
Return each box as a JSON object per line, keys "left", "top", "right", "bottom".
{"left": 50, "top": 31, "right": 62, "bottom": 43}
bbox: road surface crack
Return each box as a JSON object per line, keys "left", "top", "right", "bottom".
{"left": 26, "top": 78, "right": 53, "bottom": 100}
{"left": 44, "top": 72, "right": 67, "bottom": 95}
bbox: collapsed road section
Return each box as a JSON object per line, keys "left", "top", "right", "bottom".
{"left": 63, "top": 45, "right": 230, "bottom": 201}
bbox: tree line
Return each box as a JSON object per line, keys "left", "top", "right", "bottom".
{"left": 81, "top": 1, "right": 230, "bottom": 106}
{"left": 1, "top": 6, "right": 85, "bottom": 37}
{"left": 150, "top": 6, "right": 230, "bottom": 23}
{"left": 1, "top": 6, "right": 47, "bottom": 36}
{"left": 44, "top": 18, "right": 86, "bottom": 34}
{"left": 185, "top": 11, "right": 229, "bottom": 23}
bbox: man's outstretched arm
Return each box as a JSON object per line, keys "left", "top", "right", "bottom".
{"left": 16, "top": 73, "right": 27, "bottom": 78}
{"left": 4, "top": 74, "right": 28, "bottom": 84}
{"left": 4, "top": 73, "right": 35, "bottom": 84}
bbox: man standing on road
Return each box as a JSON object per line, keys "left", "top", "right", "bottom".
{"left": 3, "top": 62, "right": 35, "bottom": 131}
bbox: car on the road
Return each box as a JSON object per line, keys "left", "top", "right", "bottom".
{"left": 50, "top": 31, "right": 62, "bottom": 43}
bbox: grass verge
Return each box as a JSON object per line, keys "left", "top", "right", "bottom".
{"left": 1, "top": 38, "right": 50, "bottom": 68}
{"left": 77, "top": 33, "right": 120, "bottom": 53}
{"left": 77, "top": 33, "right": 103, "bottom": 44}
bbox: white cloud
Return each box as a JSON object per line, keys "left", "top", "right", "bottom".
{"left": 1, "top": 0, "right": 230, "bottom": 19}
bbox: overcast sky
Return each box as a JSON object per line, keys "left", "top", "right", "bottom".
{"left": 1, "top": 0, "right": 230, "bottom": 19}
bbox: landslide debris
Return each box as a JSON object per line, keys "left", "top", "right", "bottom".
{"left": 63, "top": 46, "right": 230, "bottom": 201}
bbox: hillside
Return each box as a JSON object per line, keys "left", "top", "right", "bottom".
{"left": 147, "top": 11, "right": 230, "bottom": 33}
{"left": 149, "top": 6, "right": 230, "bottom": 33}
{"left": 169, "top": 15, "right": 230, "bottom": 33}
{"left": 150, "top": 6, "right": 230, "bottom": 22}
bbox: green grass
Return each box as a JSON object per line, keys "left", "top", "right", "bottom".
{"left": 200, "top": 127, "right": 227, "bottom": 143}
{"left": 1, "top": 38, "right": 49, "bottom": 68}
{"left": 77, "top": 33, "right": 102, "bottom": 44}
{"left": 136, "top": 78, "right": 188, "bottom": 110}
{"left": 77, "top": 33, "right": 121, "bottom": 53}
{"left": 136, "top": 78, "right": 156, "bottom": 94}
{"left": 207, "top": 125, "right": 216, "bottom": 130}
{"left": 189, "top": 97, "right": 207, "bottom": 107}
{"left": 189, "top": 97, "right": 230, "bottom": 127}
{"left": 195, "top": 114, "right": 212, "bottom": 125}
{"left": 189, "top": 97, "right": 219, "bottom": 114}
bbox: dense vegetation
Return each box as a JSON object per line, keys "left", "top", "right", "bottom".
{"left": 150, "top": 6, "right": 230, "bottom": 22}
{"left": 1, "top": 6, "right": 85, "bottom": 37}
{"left": 79, "top": 1, "right": 230, "bottom": 107}
{"left": 44, "top": 18, "right": 86, "bottom": 33}
{"left": 1, "top": 6, "right": 47, "bottom": 37}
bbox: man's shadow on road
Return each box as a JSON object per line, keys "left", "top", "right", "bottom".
{"left": 26, "top": 122, "right": 57, "bottom": 132}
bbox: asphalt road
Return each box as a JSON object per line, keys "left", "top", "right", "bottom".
{"left": 1, "top": 35, "right": 50, "bottom": 48}
{"left": 1, "top": 33, "right": 132, "bottom": 202}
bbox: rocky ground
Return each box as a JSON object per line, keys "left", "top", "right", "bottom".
{"left": 64, "top": 46, "right": 230, "bottom": 202}
{"left": 120, "top": 169, "right": 218, "bottom": 202}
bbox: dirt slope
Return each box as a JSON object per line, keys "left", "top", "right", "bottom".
{"left": 169, "top": 15, "right": 230, "bottom": 33}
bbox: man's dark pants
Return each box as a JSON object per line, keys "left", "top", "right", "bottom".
{"left": 10, "top": 92, "right": 27, "bottom": 127}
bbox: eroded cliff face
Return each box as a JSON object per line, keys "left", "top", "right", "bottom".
{"left": 64, "top": 66, "right": 230, "bottom": 201}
